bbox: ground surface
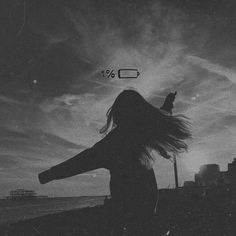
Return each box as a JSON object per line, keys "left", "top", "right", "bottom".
{"left": 1, "top": 193, "right": 236, "bottom": 236}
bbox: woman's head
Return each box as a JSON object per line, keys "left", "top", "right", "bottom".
{"left": 109, "top": 90, "right": 150, "bottom": 128}
{"left": 101, "top": 89, "right": 192, "bottom": 162}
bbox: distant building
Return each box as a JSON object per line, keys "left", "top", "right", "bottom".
{"left": 218, "top": 171, "right": 230, "bottom": 185}
{"left": 228, "top": 158, "right": 236, "bottom": 182}
{"left": 183, "top": 181, "right": 196, "bottom": 188}
{"left": 228, "top": 158, "right": 236, "bottom": 193}
{"left": 7, "top": 189, "right": 48, "bottom": 200}
{"left": 195, "top": 164, "right": 220, "bottom": 187}
{"left": 192, "top": 160, "right": 236, "bottom": 197}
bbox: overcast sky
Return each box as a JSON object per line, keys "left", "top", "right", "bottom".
{"left": 1, "top": 0, "right": 236, "bottom": 197}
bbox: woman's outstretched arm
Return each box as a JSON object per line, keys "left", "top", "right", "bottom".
{"left": 38, "top": 135, "right": 114, "bottom": 184}
{"left": 39, "top": 148, "right": 98, "bottom": 184}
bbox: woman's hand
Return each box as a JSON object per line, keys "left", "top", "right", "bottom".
{"left": 160, "top": 91, "right": 177, "bottom": 114}
{"left": 38, "top": 169, "right": 54, "bottom": 184}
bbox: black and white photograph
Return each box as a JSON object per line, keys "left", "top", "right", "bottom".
{"left": 0, "top": 0, "right": 236, "bottom": 235}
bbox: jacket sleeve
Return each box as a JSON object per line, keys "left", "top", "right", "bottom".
{"left": 38, "top": 134, "right": 115, "bottom": 184}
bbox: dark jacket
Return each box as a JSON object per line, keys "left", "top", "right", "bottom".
{"left": 39, "top": 127, "right": 158, "bottom": 218}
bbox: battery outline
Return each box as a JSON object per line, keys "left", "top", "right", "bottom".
{"left": 118, "top": 69, "right": 140, "bottom": 79}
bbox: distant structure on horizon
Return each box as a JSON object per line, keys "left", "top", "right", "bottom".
{"left": 6, "top": 189, "right": 48, "bottom": 200}
{"left": 183, "top": 158, "right": 236, "bottom": 197}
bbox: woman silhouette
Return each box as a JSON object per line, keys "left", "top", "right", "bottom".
{"left": 38, "top": 89, "right": 191, "bottom": 235}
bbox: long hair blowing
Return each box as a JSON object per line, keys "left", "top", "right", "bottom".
{"left": 100, "top": 90, "right": 192, "bottom": 163}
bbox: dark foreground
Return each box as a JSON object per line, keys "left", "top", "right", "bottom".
{"left": 1, "top": 193, "right": 236, "bottom": 236}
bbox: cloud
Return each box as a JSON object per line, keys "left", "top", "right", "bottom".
{"left": 0, "top": 96, "right": 27, "bottom": 105}
{"left": 187, "top": 55, "right": 236, "bottom": 84}
{"left": 1, "top": 0, "right": 236, "bottom": 197}
{"left": 35, "top": 0, "right": 236, "bottom": 192}
{"left": 0, "top": 127, "right": 85, "bottom": 173}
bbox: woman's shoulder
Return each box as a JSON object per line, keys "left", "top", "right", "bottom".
{"left": 92, "top": 128, "right": 124, "bottom": 152}
{"left": 104, "top": 127, "right": 128, "bottom": 142}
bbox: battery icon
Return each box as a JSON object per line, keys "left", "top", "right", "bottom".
{"left": 118, "top": 69, "right": 140, "bottom": 79}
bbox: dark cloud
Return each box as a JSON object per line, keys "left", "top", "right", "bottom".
{"left": 1, "top": 0, "right": 235, "bottom": 101}
{"left": 26, "top": 43, "right": 94, "bottom": 98}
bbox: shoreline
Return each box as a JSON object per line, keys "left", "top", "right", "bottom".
{"left": 0, "top": 196, "right": 105, "bottom": 229}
